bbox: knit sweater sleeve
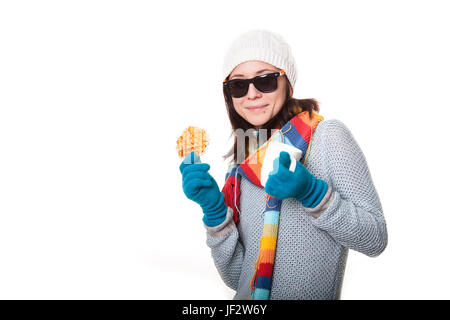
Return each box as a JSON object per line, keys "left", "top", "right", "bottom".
{"left": 203, "top": 207, "right": 244, "bottom": 291}
{"left": 309, "top": 119, "right": 388, "bottom": 257}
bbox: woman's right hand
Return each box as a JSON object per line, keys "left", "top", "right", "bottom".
{"left": 179, "top": 152, "right": 227, "bottom": 227}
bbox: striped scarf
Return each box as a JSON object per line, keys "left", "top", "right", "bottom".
{"left": 221, "top": 111, "right": 323, "bottom": 300}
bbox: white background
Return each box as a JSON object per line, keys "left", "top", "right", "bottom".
{"left": 1, "top": 0, "right": 449, "bottom": 299}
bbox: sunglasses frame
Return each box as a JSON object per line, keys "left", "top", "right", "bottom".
{"left": 223, "top": 69, "right": 286, "bottom": 98}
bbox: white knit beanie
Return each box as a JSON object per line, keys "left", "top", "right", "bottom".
{"left": 223, "top": 29, "right": 297, "bottom": 90}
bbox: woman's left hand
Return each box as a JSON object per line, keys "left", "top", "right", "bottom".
{"left": 265, "top": 151, "right": 328, "bottom": 208}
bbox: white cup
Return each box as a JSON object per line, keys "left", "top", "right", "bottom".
{"left": 260, "top": 141, "right": 302, "bottom": 187}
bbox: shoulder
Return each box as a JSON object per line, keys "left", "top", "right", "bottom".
{"left": 315, "top": 119, "right": 351, "bottom": 136}
{"left": 313, "top": 119, "right": 359, "bottom": 145}
{"left": 310, "top": 119, "right": 363, "bottom": 161}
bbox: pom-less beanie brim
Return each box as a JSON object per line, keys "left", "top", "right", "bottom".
{"left": 223, "top": 30, "right": 297, "bottom": 90}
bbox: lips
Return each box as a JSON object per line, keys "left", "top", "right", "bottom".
{"left": 246, "top": 104, "right": 268, "bottom": 111}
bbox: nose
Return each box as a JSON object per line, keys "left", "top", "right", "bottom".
{"left": 246, "top": 83, "right": 262, "bottom": 99}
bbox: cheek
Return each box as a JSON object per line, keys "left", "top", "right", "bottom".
{"left": 276, "top": 96, "right": 285, "bottom": 112}
{"left": 270, "top": 92, "right": 286, "bottom": 113}
{"left": 232, "top": 98, "right": 245, "bottom": 114}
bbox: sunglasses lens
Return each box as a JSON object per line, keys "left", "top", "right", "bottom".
{"left": 226, "top": 73, "right": 280, "bottom": 98}
{"left": 229, "top": 80, "right": 248, "bottom": 98}
{"left": 254, "top": 73, "right": 278, "bottom": 93}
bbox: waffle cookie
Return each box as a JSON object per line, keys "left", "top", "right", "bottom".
{"left": 176, "top": 126, "right": 209, "bottom": 158}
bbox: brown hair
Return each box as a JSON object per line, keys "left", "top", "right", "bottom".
{"left": 223, "top": 78, "right": 320, "bottom": 164}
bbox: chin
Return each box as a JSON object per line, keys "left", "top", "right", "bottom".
{"left": 248, "top": 117, "right": 270, "bottom": 128}
{"left": 244, "top": 108, "right": 274, "bottom": 128}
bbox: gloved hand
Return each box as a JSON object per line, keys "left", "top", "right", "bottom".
{"left": 179, "top": 152, "right": 228, "bottom": 227}
{"left": 264, "top": 151, "right": 328, "bottom": 208}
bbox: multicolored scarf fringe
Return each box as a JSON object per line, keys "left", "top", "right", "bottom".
{"left": 221, "top": 111, "right": 323, "bottom": 300}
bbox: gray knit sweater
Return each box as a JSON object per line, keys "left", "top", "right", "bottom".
{"left": 204, "top": 119, "right": 388, "bottom": 300}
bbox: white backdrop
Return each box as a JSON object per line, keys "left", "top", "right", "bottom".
{"left": 1, "top": 0, "right": 449, "bottom": 299}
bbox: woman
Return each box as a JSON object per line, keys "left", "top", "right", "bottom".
{"left": 179, "top": 30, "right": 387, "bottom": 300}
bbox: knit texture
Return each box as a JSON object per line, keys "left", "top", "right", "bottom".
{"left": 222, "top": 29, "right": 297, "bottom": 87}
{"left": 204, "top": 119, "right": 388, "bottom": 300}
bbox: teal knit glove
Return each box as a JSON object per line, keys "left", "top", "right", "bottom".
{"left": 179, "top": 152, "right": 228, "bottom": 227}
{"left": 265, "top": 151, "right": 328, "bottom": 208}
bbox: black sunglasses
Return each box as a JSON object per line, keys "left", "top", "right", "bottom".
{"left": 223, "top": 70, "right": 286, "bottom": 98}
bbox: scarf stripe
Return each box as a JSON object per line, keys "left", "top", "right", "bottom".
{"left": 283, "top": 125, "right": 308, "bottom": 151}
{"left": 249, "top": 197, "right": 282, "bottom": 300}
{"left": 250, "top": 199, "right": 280, "bottom": 300}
